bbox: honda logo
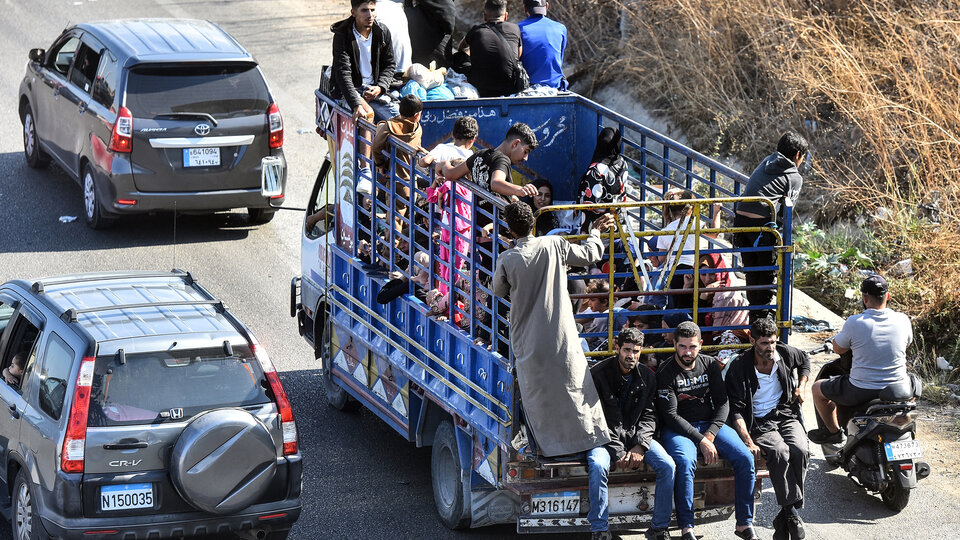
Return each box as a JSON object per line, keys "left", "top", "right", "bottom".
{"left": 170, "top": 408, "right": 184, "bottom": 419}
{"left": 194, "top": 123, "right": 211, "bottom": 136}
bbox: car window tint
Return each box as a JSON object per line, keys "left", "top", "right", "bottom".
{"left": 92, "top": 50, "right": 118, "bottom": 108}
{"left": 50, "top": 36, "right": 81, "bottom": 77}
{"left": 87, "top": 345, "right": 270, "bottom": 427}
{"left": 1, "top": 315, "right": 40, "bottom": 394}
{"left": 0, "top": 300, "right": 14, "bottom": 337}
{"left": 125, "top": 64, "right": 270, "bottom": 118}
{"left": 38, "top": 333, "right": 74, "bottom": 420}
{"left": 69, "top": 43, "right": 103, "bottom": 94}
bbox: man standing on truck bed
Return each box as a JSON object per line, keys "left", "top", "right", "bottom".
{"left": 657, "top": 321, "right": 758, "bottom": 540}
{"left": 733, "top": 131, "right": 808, "bottom": 316}
{"left": 493, "top": 201, "right": 614, "bottom": 457}
{"left": 462, "top": 0, "right": 524, "bottom": 97}
{"left": 726, "top": 317, "right": 810, "bottom": 540}
{"left": 517, "top": 0, "right": 568, "bottom": 89}
{"left": 589, "top": 328, "right": 676, "bottom": 540}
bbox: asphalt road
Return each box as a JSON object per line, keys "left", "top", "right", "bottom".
{"left": 1, "top": 1, "right": 960, "bottom": 539}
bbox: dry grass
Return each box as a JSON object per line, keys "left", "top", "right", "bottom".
{"left": 456, "top": 0, "right": 960, "bottom": 358}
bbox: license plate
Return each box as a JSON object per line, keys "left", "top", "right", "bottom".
{"left": 100, "top": 483, "right": 154, "bottom": 511}
{"left": 530, "top": 491, "right": 580, "bottom": 515}
{"left": 183, "top": 147, "right": 220, "bottom": 167}
{"left": 884, "top": 439, "right": 923, "bottom": 461}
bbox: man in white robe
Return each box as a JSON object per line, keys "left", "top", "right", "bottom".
{"left": 493, "top": 201, "right": 613, "bottom": 456}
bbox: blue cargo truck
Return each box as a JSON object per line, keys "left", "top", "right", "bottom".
{"left": 292, "top": 90, "right": 792, "bottom": 533}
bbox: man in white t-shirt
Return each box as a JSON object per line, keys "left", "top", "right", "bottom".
{"left": 808, "top": 274, "right": 913, "bottom": 444}
{"left": 726, "top": 317, "right": 810, "bottom": 540}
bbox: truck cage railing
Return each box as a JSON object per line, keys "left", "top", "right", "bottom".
{"left": 314, "top": 88, "right": 794, "bottom": 366}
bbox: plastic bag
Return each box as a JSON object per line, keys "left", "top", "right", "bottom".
{"left": 425, "top": 84, "right": 455, "bottom": 101}
{"left": 400, "top": 80, "right": 426, "bottom": 100}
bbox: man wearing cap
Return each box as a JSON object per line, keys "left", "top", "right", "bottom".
{"left": 517, "top": 0, "right": 568, "bottom": 89}
{"left": 808, "top": 275, "right": 914, "bottom": 444}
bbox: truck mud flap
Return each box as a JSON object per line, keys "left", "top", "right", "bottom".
{"left": 469, "top": 489, "right": 520, "bottom": 528}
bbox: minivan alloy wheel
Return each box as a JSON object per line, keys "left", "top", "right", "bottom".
{"left": 83, "top": 170, "right": 96, "bottom": 220}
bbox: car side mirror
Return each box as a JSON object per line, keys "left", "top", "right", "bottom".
{"left": 29, "top": 48, "right": 46, "bottom": 63}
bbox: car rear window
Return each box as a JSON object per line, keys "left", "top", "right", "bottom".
{"left": 88, "top": 345, "right": 270, "bottom": 427}
{"left": 125, "top": 64, "right": 270, "bottom": 118}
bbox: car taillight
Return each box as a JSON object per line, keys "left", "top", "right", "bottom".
{"left": 252, "top": 343, "right": 297, "bottom": 455}
{"left": 62, "top": 356, "right": 95, "bottom": 473}
{"left": 109, "top": 106, "right": 133, "bottom": 153}
{"left": 267, "top": 103, "right": 283, "bottom": 149}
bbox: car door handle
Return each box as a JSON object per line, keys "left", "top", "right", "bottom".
{"left": 8, "top": 403, "right": 20, "bottom": 419}
{"left": 103, "top": 441, "right": 148, "bottom": 450}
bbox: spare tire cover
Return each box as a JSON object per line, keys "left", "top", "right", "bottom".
{"left": 170, "top": 408, "right": 278, "bottom": 514}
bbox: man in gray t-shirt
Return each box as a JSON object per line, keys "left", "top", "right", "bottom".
{"left": 808, "top": 275, "right": 913, "bottom": 444}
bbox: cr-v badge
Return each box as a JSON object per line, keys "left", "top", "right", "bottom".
{"left": 194, "top": 123, "right": 211, "bottom": 136}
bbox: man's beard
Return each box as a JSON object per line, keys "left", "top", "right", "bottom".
{"left": 677, "top": 353, "right": 696, "bottom": 368}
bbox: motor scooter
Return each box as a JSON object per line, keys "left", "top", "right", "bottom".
{"left": 812, "top": 343, "right": 931, "bottom": 511}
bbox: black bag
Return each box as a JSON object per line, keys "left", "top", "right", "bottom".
{"left": 320, "top": 65, "right": 338, "bottom": 98}
{"left": 488, "top": 24, "right": 529, "bottom": 93}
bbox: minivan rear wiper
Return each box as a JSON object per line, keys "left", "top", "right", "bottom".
{"left": 156, "top": 111, "right": 218, "bottom": 127}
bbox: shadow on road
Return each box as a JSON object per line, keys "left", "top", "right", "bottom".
{"left": 281, "top": 367, "right": 527, "bottom": 539}
{"left": 802, "top": 457, "right": 906, "bottom": 525}
{"left": 0, "top": 152, "right": 259, "bottom": 253}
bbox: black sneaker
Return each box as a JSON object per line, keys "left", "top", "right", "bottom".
{"left": 592, "top": 531, "right": 613, "bottom": 540}
{"left": 807, "top": 427, "right": 844, "bottom": 444}
{"left": 787, "top": 515, "right": 806, "bottom": 540}
{"left": 772, "top": 512, "right": 788, "bottom": 540}
{"left": 645, "top": 528, "right": 670, "bottom": 540}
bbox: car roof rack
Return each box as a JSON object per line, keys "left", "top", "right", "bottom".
{"left": 61, "top": 299, "right": 223, "bottom": 323}
{"left": 32, "top": 269, "right": 193, "bottom": 294}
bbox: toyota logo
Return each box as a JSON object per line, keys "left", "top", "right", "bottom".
{"left": 194, "top": 123, "right": 211, "bottom": 136}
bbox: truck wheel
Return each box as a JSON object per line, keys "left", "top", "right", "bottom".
{"left": 318, "top": 316, "right": 358, "bottom": 412}
{"left": 12, "top": 470, "right": 42, "bottom": 540}
{"left": 880, "top": 479, "right": 911, "bottom": 512}
{"left": 22, "top": 103, "right": 50, "bottom": 169}
{"left": 431, "top": 420, "right": 471, "bottom": 530}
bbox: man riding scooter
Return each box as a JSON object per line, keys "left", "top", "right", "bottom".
{"left": 808, "top": 275, "right": 913, "bottom": 444}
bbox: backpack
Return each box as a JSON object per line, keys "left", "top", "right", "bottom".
{"left": 578, "top": 156, "right": 627, "bottom": 213}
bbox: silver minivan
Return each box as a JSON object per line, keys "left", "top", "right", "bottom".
{"left": 18, "top": 19, "right": 287, "bottom": 228}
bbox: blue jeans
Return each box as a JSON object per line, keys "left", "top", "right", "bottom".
{"left": 338, "top": 97, "right": 399, "bottom": 123}
{"left": 587, "top": 441, "right": 677, "bottom": 532}
{"left": 661, "top": 422, "right": 755, "bottom": 528}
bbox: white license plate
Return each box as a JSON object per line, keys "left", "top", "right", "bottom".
{"left": 884, "top": 439, "right": 923, "bottom": 461}
{"left": 100, "top": 483, "right": 154, "bottom": 511}
{"left": 183, "top": 147, "right": 220, "bottom": 167}
{"left": 530, "top": 491, "right": 580, "bottom": 515}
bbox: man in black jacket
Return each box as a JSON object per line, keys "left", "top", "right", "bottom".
{"left": 588, "top": 328, "right": 675, "bottom": 540}
{"left": 657, "top": 322, "right": 757, "bottom": 540}
{"left": 726, "top": 317, "right": 810, "bottom": 540}
{"left": 733, "top": 131, "right": 808, "bottom": 312}
{"left": 405, "top": 0, "right": 455, "bottom": 66}
{"left": 331, "top": 0, "right": 398, "bottom": 124}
